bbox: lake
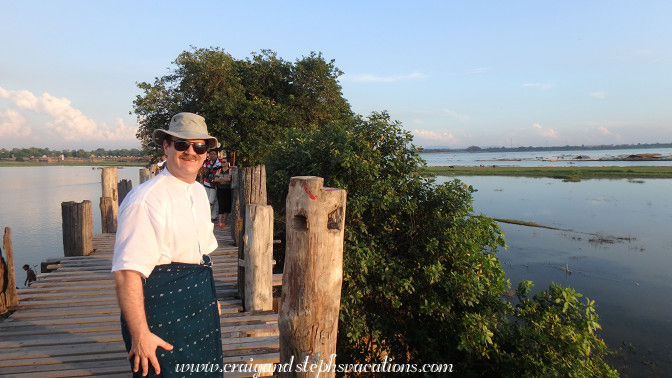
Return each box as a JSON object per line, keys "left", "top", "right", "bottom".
{"left": 420, "top": 147, "right": 672, "bottom": 167}
{"left": 1, "top": 161, "right": 670, "bottom": 376}
{"left": 435, "top": 175, "right": 672, "bottom": 377}
{"left": 0, "top": 166, "right": 140, "bottom": 277}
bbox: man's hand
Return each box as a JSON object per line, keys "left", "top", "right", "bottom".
{"left": 114, "top": 270, "right": 174, "bottom": 376}
{"left": 128, "top": 330, "right": 173, "bottom": 376}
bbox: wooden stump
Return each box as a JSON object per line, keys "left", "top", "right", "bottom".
{"left": 61, "top": 201, "right": 93, "bottom": 257}
{"left": 279, "top": 176, "right": 346, "bottom": 377}
{"left": 1, "top": 227, "right": 18, "bottom": 314}
{"left": 99, "top": 197, "right": 116, "bottom": 233}
{"left": 139, "top": 168, "right": 150, "bottom": 184}
{"left": 118, "top": 179, "right": 132, "bottom": 206}
{"left": 236, "top": 166, "right": 267, "bottom": 301}
{"left": 243, "top": 204, "right": 274, "bottom": 312}
{"left": 230, "top": 167, "right": 241, "bottom": 247}
{"left": 100, "top": 168, "right": 118, "bottom": 233}
{"left": 149, "top": 163, "right": 159, "bottom": 177}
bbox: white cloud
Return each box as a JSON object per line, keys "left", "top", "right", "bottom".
{"left": 345, "top": 71, "right": 427, "bottom": 83}
{"left": 0, "top": 109, "right": 32, "bottom": 137}
{"left": 530, "top": 123, "right": 558, "bottom": 139}
{"left": 444, "top": 109, "right": 470, "bottom": 122}
{"left": 0, "top": 87, "right": 138, "bottom": 144}
{"left": 412, "top": 129, "right": 458, "bottom": 145}
{"left": 0, "top": 88, "right": 39, "bottom": 109}
{"left": 589, "top": 91, "right": 607, "bottom": 99}
{"left": 598, "top": 126, "right": 614, "bottom": 135}
{"left": 522, "top": 83, "right": 552, "bottom": 90}
{"left": 99, "top": 118, "right": 138, "bottom": 141}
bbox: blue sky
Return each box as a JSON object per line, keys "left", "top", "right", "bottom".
{"left": 1, "top": 0, "right": 670, "bottom": 150}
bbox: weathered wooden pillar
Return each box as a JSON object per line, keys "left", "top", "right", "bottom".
{"left": 100, "top": 167, "right": 118, "bottom": 233}
{"left": 279, "top": 176, "right": 346, "bottom": 377}
{"left": 1, "top": 227, "right": 19, "bottom": 314}
{"left": 230, "top": 167, "right": 241, "bottom": 246}
{"left": 149, "top": 163, "right": 160, "bottom": 177}
{"left": 61, "top": 201, "right": 93, "bottom": 256}
{"left": 118, "top": 179, "right": 132, "bottom": 206}
{"left": 244, "top": 204, "right": 274, "bottom": 312}
{"left": 236, "top": 166, "right": 267, "bottom": 301}
{"left": 139, "top": 168, "right": 150, "bottom": 184}
{"left": 100, "top": 197, "right": 116, "bottom": 233}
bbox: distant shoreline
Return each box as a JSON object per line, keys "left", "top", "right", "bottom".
{"left": 425, "top": 165, "right": 672, "bottom": 180}
{"left": 420, "top": 142, "right": 672, "bottom": 154}
{"left": 0, "top": 161, "right": 147, "bottom": 167}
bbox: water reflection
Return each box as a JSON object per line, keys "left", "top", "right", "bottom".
{"left": 436, "top": 175, "right": 672, "bottom": 376}
{"left": 0, "top": 166, "right": 140, "bottom": 278}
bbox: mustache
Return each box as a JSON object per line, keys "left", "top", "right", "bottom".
{"left": 179, "top": 153, "right": 199, "bottom": 161}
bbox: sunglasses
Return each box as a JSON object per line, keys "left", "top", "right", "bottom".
{"left": 172, "top": 139, "right": 208, "bottom": 155}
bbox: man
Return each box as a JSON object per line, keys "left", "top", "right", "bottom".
{"left": 202, "top": 149, "right": 222, "bottom": 223}
{"left": 112, "top": 112, "right": 222, "bottom": 377}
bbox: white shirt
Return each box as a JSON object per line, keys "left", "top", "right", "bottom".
{"left": 111, "top": 168, "right": 218, "bottom": 278}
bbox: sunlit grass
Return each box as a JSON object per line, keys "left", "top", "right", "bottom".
{"left": 425, "top": 165, "right": 672, "bottom": 180}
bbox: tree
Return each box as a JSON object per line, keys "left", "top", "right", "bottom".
{"left": 265, "top": 112, "right": 617, "bottom": 377}
{"left": 133, "top": 47, "right": 351, "bottom": 165}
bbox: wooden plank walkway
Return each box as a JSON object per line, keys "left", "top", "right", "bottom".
{"left": 0, "top": 226, "right": 279, "bottom": 377}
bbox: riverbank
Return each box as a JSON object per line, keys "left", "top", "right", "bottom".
{"left": 425, "top": 165, "right": 672, "bottom": 180}
{"left": 0, "top": 161, "right": 147, "bottom": 167}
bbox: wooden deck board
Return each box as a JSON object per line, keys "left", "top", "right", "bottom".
{"left": 0, "top": 228, "right": 279, "bottom": 377}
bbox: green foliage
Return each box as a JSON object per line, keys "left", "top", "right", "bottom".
{"left": 266, "top": 112, "right": 617, "bottom": 377}
{"left": 132, "top": 47, "right": 351, "bottom": 165}
{"left": 132, "top": 45, "right": 616, "bottom": 376}
{"left": 489, "top": 281, "right": 618, "bottom": 377}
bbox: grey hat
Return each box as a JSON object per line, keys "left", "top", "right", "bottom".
{"left": 152, "top": 112, "right": 218, "bottom": 149}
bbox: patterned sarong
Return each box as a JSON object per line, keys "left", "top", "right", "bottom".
{"left": 121, "top": 255, "right": 223, "bottom": 377}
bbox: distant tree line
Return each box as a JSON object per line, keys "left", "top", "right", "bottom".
{"left": 0, "top": 147, "right": 144, "bottom": 159}
{"left": 423, "top": 142, "right": 672, "bottom": 153}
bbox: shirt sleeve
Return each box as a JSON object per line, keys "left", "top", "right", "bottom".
{"left": 111, "top": 200, "right": 164, "bottom": 278}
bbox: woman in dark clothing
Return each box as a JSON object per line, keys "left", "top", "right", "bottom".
{"left": 215, "top": 159, "right": 233, "bottom": 227}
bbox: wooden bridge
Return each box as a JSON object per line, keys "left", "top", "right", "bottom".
{"left": 0, "top": 226, "right": 279, "bottom": 377}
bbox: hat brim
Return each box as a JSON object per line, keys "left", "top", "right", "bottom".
{"left": 152, "top": 129, "right": 218, "bottom": 149}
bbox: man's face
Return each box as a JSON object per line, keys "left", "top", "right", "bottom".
{"left": 163, "top": 138, "right": 208, "bottom": 183}
{"left": 209, "top": 151, "right": 218, "bottom": 161}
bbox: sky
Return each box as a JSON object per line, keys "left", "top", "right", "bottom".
{"left": 1, "top": 0, "right": 671, "bottom": 150}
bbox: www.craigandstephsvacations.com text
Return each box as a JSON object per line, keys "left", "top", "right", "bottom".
{"left": 174, "top": 355, "right": 453, "bottom": 376}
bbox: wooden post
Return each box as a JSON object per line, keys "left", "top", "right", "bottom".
{"left": 100, "top": 168, "right": 118, "bottom": 233}
{"left": 61, "top": 201, "right": 93, "bottom": 257}
{"left": 243, "top": 204, "right": 274, "bottom": 312}
{"left": 279, "top": 176, "right": 346, "bottom": 377}
{"left": 100, "top": 197, "right": 116, "bottom": 233}
{"left": 139, "top": 168, "right": 150, "bottom": 184}
{"left": 230, "top": 167, "right": 241, "bottom": 247}
{"left": 118, "top": 179, "right": 132, "bottom": 206}
{"left": 149, "top": 163, "right": 159, "bottom": 177}
{"left": 236, "top": 166, "right": 267, "bottom": 301}
{"left": 1, "top": 227, "right": 19, "bottom": 314}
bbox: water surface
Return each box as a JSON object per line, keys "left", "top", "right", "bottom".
{"left": 436, "top": 175, "right": 672, "bottom": 376}
{"left": 0, "top": 166, "right": 140, "bottom": 277}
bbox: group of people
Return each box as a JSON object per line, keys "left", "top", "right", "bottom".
{"left": 201, "top": 150, "right": 233, "bottom": 227}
